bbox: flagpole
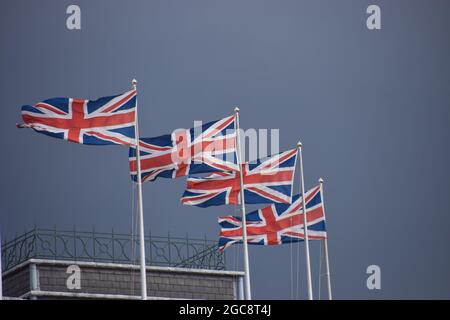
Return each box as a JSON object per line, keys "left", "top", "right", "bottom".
{"left": 133, "top": 79, "right": 147, "bottom": 300}
{"left": 234, "top": 107, "right": 252, "bottom": 300}
{"left": 297, "top": 142, "right": 313, "bottom": 300}
{"left": 319, "top": 178, "right": 332, "bottom": 300}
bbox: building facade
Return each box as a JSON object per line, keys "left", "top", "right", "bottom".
{"left": 1, "top": 228, "right": 244, "bottom": 300}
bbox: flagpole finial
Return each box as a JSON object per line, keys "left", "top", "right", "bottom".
{"left": 132, "top": 79, "right": 137, "bottom": 90}
{"left": 234, "top": 106, "right": 240, "bottom": 113}
{"left": 297, "top": 141, "right": 302, "bottom": 149}
{"left": 319, "top": 177, "right": 324, "bottom": 184}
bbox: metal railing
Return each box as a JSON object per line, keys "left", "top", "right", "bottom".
{"left": 1, "top": 227, "right": 225, "bottom": 272}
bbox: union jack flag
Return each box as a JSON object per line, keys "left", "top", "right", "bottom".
{"left": 181, "top": 148, "right": 297, "bottom": 207}
{"left": 129, "top": 115, "right": 238, "bottom": 182}
{"left": 218, "top": 185, "right": 326, "bottom": 251}
{"left": 19, "top": 90, "right": 137, "bottom": 146}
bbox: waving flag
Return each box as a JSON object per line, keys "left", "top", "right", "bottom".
{"left": 181, "top": 148, "right": 297, "bottom": 207}
{"left": 218, "top": 185, "right": 326, "bottom": 251}
{"left": 18, "top": 90, "right": 137, "bottom": 146}
{"left": 129, "top": 115, "right": 238, "bottom": 182}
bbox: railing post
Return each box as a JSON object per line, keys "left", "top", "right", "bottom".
{"left": 112, "top": 228, "right": 115, "bottom": 263}
{"left": 53, "top": 226, "right": 57, "bottom": 260}
{"left": 222, "top": 245, "right": 226, "bottom": 269}
{"left": 148, "top": 229, "right": 152, "bottom": 266}
{"left": 186, "top": 233, "right": 189, "bottom": 265}
{"left": 204, "top": 235, "right": 208, "bottom": 269}
{"left": 73, "top": 225, "right": 77, "bottom": 262}
{"left": 13, "top": 232, "right": 17, "bottom": 266}
{"left": 33, "top": 226, "right": 38, "bottom": 259}
{"left": 145, "top": 227, "right": 149, "bottom": 266}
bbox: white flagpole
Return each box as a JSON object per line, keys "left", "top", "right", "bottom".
{"left": 234, "top": 107, "right": 252, "bottom": 300}
{"left": 319, "top": 178, "right": 332, "bottom": 300}
{"left": 133, "top": 79, "right": 147, "bottom": 300}
{"left": 297, "top": 142, "right": 313, "bottom": 300}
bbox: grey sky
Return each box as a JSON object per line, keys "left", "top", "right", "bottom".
{"left": 1, "top": 0, "right": 449, "bottom": 299}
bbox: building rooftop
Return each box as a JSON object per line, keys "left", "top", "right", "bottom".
{"left": 1, "top": 227, "right": 226, "bottom": 273}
